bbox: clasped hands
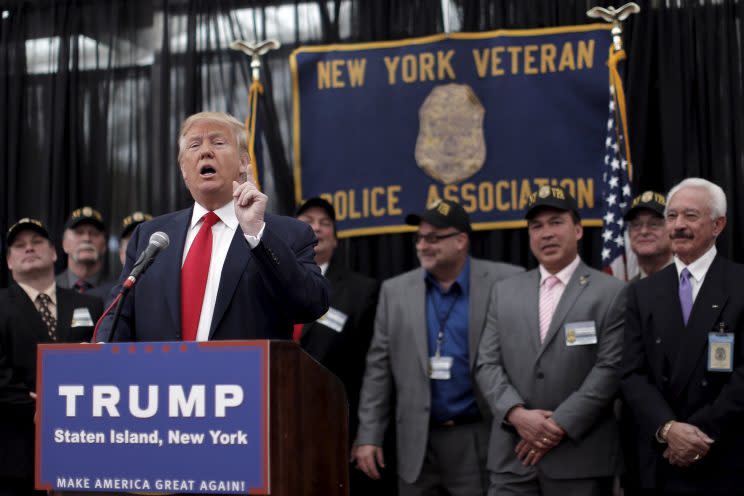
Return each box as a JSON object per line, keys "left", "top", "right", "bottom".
{"left": 507, "top": 406, "right": 565, "bottom": 466}
{"left": 662, "top": 421, "right": 714, "bottom": 467}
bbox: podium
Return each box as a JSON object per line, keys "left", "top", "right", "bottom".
{"left": 36, "top": 340, "right": 349, "bottom": 495}
{"left": 267, "top": 341, "right": 349, "bottom": 495}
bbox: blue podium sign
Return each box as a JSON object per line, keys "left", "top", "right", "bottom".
{"left": 35, "top": 341, "right": 270, "bottom": 494}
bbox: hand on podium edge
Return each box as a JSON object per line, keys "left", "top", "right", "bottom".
{"left": 351, "top": 444, "right": 385, "bottom": 480}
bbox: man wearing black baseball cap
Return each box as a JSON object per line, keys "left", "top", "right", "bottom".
{"left": 295, "top": 197, "right": 384, "bottom": 496}
{"left": 624, "top": 191, "right": 672, "bottom": 281}
{"left": 56, "top": 206, "right": 110, "bottom": 294}
{"left": 118, "top": 211, "right": 153, "bottom": 266}
{"left": 1, "top": 218, "right": 102, "bottom": 495}
{"left": 476, "top": 185, "right": 626, "bottom": 495}
{"left": 354, "top": 199, "right": 522, "bottom": 495}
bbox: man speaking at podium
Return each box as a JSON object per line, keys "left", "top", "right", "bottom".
{"left": 97, "top": 112, "right": 329, "bottom": 342}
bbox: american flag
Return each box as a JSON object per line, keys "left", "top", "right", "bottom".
{"left": 600, "top": 84, "right": 633, "bottom": 280}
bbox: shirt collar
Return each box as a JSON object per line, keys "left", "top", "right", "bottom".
{"left": 539, "top": 255, "right": 581, "bottom": 287}
{"left": 190, "top": 200, "right": 239, "bottom": 232}
{"left": 17, "top": 281, "right": 56, "bottom": 305}
{"left": 674, "top": 245, "right": 717, "bottom": 283}
{"left": 66, "top": 269, "right": 101, "bottom": 287}
{"left": 318, "top": 262, "right": 329, "bottom": 276}
{"left": 424, "top": 256, "right": 470, "bottom": 295}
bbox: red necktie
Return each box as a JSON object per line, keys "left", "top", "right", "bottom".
{"left": 181, "top": 211, "right": 220, "bottom": 341}
{"left": 292, "top": 323, "right": 304, "bottom": 343}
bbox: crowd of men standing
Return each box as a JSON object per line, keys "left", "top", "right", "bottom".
{"left": 0, "top": 111, "right": 741, "bottom": 496}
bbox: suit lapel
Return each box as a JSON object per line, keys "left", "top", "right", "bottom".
{"left": 522, "top": 270, "right": 541, "bottom": 355}
{"left": 655, "top": 266, "right": 685, "bottom": 361}
{"left": 301, "top": 261, "right": 341, "bottom": 340}
{"left": 209, "top": 228, "right": 253, "bottom": 338}
{"left": 468, "top": 260, "right": 490, "bottom": 371}
{"left": 537, "top": 263, "right": 589, "bottom": 358}
{"left": 160, "top": 209, "right": 191, "bottom": 335}
{"left": 55, "top": 289, "right": 75, "bottom": 341}
{"left": 10, "top": 285, "right": 49, "bottom": 342}
{"left": 669, "top": 256, "right": 728, "bottom": 398}
{"left": 409, "top": 270, "right": 430, "bottom": 375}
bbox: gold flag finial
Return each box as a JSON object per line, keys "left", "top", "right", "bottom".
{"left": 587, "top": 3, "right": 640, "bottom": 52}
{"left": 229, "top": 39, "right": 281, "bottom": 82}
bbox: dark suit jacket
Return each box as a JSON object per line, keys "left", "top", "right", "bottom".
{"left": 96, "top": 208, "right": 329, "bottom": 342}
{"left": 621, "top": 255, "right": 744, "bottom": 493}
{"left": 0, "top": 284, "right": 102, "bottom": 478}
{"left": 299, "top": 258, "right": 379, "bottom": 443}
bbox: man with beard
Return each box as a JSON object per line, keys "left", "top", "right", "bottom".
{"left": 56, "top": 206, "right": 114, "bottom": 297}
{"left": 622, "top": 178, "right": 744, "bottom": 495}
{"left": 354, "top": 199, "right": 522, "bottom": 495}
{"left": 1, "top": 218, "right": 102, "bottom": 495}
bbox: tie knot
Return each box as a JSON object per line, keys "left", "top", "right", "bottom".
{"left": 680, "top": 268, "right": 691, "bottom": 282}
{"left": 37, "top": 293, "right": 51, "bottom": 304}
{"left": 543, "top": 275, "right": 561, "bottom": 290}
{"left": 202, "top": 211, "right": 220, "bottom": 228}
{"left": 74, "top": 279, "right": 91, "bottom": 292}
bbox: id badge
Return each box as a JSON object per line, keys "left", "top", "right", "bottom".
{"left": 565, "top": 321, "right": 597, "bottom": 346}
{"left": 428, "top": 356, "right": 453, "bottom": 380}
{"left": 71, "top": 307, "right": 94, "bottom": 327}
{"left": 317, "top": 307, "right": 349, "bottom": 333}
{"left": 708, "top": 332, "right": 734, "bottom": 372}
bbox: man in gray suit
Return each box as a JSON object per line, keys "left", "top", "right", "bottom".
{"left": 476, "top": 185, "right": 626, "bottom": 496}
{"left": 353, "top": 199, "right": 523, "bottom": 496}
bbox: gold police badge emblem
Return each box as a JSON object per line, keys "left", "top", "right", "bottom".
{"left": 415, "top": 84, "right": 486, "bottom": 185}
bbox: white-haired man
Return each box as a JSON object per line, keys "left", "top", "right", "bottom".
{"left": 622, "top": 178, "right": 744, "bottom": 494}
{"left": 97, "top": 111, "right": 329, "bottom": 342}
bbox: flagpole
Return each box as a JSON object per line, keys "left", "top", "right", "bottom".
{"left": 587, "top": 3, "right": 640, "bottom": 180}
{"left": 229, "top": 39, "right": 281, "bottom": 190}
{"left": 588, "top": 3, "right": 640, "bottom": 281}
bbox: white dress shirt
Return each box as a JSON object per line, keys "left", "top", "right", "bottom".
{"left": 183, "top": 201, "right": 265, "bottom": 341}
{"left": 17, "top": 281, "right": 57, "bottom": 320}
{"left": 673, "top": 245, "right": 717, "bottom": 304}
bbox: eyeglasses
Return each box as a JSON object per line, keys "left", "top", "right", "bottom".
{"left": 414, "top": 231, "right": 461, "bottom": 244}
{"left": 628, "top": 218, "right": 665, "bottom": 231}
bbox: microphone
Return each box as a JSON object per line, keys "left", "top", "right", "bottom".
{"left": 123, "top": 231, "right": 170, "bottom": 289}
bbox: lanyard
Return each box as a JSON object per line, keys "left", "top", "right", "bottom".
{"left": 434, "top": 292, "right": 460, "bottom": 357}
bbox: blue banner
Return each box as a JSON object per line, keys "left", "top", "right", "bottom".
{"left": 36, "top": 341, "right": 269, "bottom": 494}
{"left": 291, "top": 25, "right": 612, "bottom": 237}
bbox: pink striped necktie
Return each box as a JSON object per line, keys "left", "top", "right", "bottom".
{"left": 539, "top": 275, "right": 562, "bottom": 343}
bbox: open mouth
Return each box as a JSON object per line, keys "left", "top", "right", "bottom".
{"left": 199, "top": 164, "right": 217, "bottom": 177}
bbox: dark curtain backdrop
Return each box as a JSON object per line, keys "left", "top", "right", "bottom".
{"left": 1, "top": 0, "right": 743, "bottom": 286}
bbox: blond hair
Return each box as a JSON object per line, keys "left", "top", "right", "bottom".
{"left": 177, "top": 111, "right": 248, "bottom": 162}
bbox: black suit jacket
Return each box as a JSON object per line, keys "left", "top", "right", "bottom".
{"left": 0, "top": 284, "right": 102, "bottom": 478}
{"left": 96, "top": 208, "right": 329, "bottom": 342}
{"left": 299, "top": 258, "right": 379, "bottom": 442}
{"left": 621, "top": 255, "right": 744, "bottom": 493}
